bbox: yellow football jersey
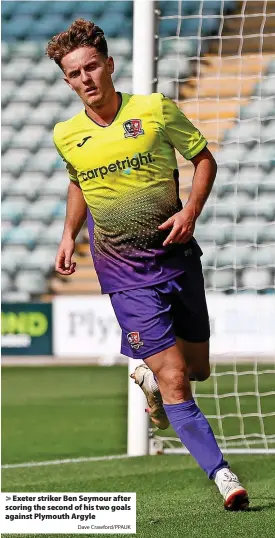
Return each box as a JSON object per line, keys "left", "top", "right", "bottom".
{"left": 54, "top": 92, "right": 207, "bottom": 293}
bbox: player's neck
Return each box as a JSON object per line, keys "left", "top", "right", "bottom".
{"left": 84, "top": 90, "right": 122, "bottom": 127}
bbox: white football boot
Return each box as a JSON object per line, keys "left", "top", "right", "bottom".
{"left": 130, "top": 364, "right": 169, "bottom": 430}
{"left": 214, "top": 468, "right": 249, "bottom": 510}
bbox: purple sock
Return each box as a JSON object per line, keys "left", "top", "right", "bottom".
{"left": 163, "top": 399, "right": 228, "bottom": 479}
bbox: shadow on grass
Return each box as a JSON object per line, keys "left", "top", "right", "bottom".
{"left": 246, "top": 497, "right": 275, "bottom": 512}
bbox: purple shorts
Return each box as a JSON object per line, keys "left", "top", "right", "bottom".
{"left": 110, "top": 261, "right": 210, "bottom": 360}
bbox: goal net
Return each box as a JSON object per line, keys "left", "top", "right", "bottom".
{"left": 143, "top": 0, "right": 275, "bottom": 455}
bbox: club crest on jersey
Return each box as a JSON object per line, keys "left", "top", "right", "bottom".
{"left": 127, "top": 331, "right": 144, "bottom": 350}
{"left": 123, "top": 119, "right": 144, "bottom": 139}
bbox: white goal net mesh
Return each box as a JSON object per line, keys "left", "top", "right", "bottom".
{"left": 154, "top": 0, "right": 275, "bottom": 454}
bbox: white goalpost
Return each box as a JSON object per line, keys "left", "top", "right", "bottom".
{"left": 128, "top": 0, "right": 275, "bottom": 456}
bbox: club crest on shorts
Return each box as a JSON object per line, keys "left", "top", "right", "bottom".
{"left": 123, "top": 119, "right": 144, "bottom": 139}
{"left": 127, "top": 331, "right": 144, "bottom": 350}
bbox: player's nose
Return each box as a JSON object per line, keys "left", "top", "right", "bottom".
{"left": 80, "top": 70, "right": 91, "bottom": 84}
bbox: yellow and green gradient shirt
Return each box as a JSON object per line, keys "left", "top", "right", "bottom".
{"left": 53, "top": 92, "right": 207, "bottom": 293}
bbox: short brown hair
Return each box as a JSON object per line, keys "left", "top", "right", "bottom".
{"left": 46, "top": 19, "right": 108, "bottom": 68}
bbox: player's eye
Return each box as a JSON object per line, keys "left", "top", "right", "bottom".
{"left": 86, "top": 63, "right": 97, "bottom": 71}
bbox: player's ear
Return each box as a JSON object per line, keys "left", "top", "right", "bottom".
{"left": 107, "top": 56, "right": 114, "bottom": 74}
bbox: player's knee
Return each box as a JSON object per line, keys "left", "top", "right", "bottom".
{"left": 158, "top": 367, "right": 189, "bottom": 399}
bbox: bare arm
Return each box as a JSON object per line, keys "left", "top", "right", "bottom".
{"left": 55, "top": 181, "right": 87, "bottom": 275}
{"left": 158, "top": 147, "right": 217, "bottom": 246}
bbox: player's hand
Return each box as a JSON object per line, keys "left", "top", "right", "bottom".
{"left": 55, "top": 237, "right": 76, "bottom": 275}
{"left": 158, "top": 204, "right": 196, "bottom": 247}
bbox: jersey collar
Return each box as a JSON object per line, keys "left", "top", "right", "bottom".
{"left": 83, "top": 92, "right": 124, "bottom": 128}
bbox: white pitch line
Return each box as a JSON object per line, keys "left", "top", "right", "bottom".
{"left": 2, "top": 454, "right": 130, "bottom": 470}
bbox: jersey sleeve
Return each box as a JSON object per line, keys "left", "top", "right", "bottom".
{"left": 161, "top": 95, "right": 207, "bottom": 160}
{"left": 53, "top": 126, "right": 78, "bottom": 182}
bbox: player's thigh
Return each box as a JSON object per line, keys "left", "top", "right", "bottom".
{"left": 172, "top": 260, "right": 210, "bottom": 346}
{"left": 176, "top": 337, "right": 210, "bottom": 381}
{"left": 109, "top": 285, "right": 176, "bottom": 360}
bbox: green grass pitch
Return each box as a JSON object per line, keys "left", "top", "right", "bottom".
{"left": 2, "top": 365, "right": 275, "bottom": 538}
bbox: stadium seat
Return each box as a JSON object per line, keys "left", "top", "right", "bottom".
{"left": 260, "top": 121, "right": 275, "bottom": 143}
{"left": 242, "top": 267, "right": 271, "bottom": 290}
{"left": 16, "top": 80, "right": 47, "bottom": 106}
{"left": 8, "top": 41, "right": 45, "bottom": 61}
{"left": 40, "top": 222, "right": 65, "bottom": 245}
{"left": 2, "top": 58, "right": 33, "bottom": 83}
{"left": 195, "top": 219, "right": 232, "bottom": 245}
{"left": 14, "top": 1, "right": 48, "bottom": 17}
{"left": 158, "top": 56, "right": 189, "bottom": 78}
{"left": 253, "top": 76, "right": 275, "bottom": 98}
{"left": 201, "top": 243, "right": 218, "bottom": 268}
{"left": 27, "top": 198, "right": 59, "bottom": 223}
{"left": 229, "top": 219, "right": 265, "bottom": 243}
{"left": 15, "top": 271, "right": 48, "bottom": 295}
{"left": 208, "top": 269, "right": 235, "bottom": 291}
{"left": 224, "top": 119, "right": 261, "bottom": 145}
{"left": 30, "top": 15, "right": 68, "bottom": 39}
{"left": 216, "top": 143, "right": 246, "bottom": 169}
{"left": 240, "top": 99, "right": 275, "bottom": 120}
{"left": 160, "top": 38, "right": 196, "bottom": 58}
{"left": 108, "top": 38, "right": 132, "bottom": 57}
{"left": 243, "top": 145, "right": 274, "bottom": 171}
{"left": 58, "top": 102, "right": 83, "bottom": 122}
{"left": 240, "top": 196, "right": 275, "bottom": 221}
{"left": 1, "top": 0, "right": 18, "bottom": 19}
{"left": 1, "top": 198, "right": 28, "bottom": 224}
{"left": 1, "top": 221, "right": 13, "bottom": 244}
{"left": 254, "top": 245, "right": 275, "bottom": 266}
{"left": 21, "top": 246, "right": 57, "bottom": 274}
{"left": 1, "top": 271, "right": 12, "bottom": 293}
{"left": 2, "top": 103, "right": 31, "bottom": 129}
{"left": 25, "top": 103, "right": 61, "bottom": 128}
{"left": 43, "top": 79, "right": 74, "bottom": 104}
{"left": 2, "top": 15, "right": 33, "bottom": 41}
{"left": 212, "top": 167, "right": 232, "bottom": 196}
{"left": 1, "top": 173, "right": 13, "bottom": 200}
{"left": 260, "top": 169, "right": 275, "bottom": 193}
{"left": 40, "top": 172, "right": 68, "bottom": 197}
{"left": 267, "top": 59, "right": 275, "bottom": 75}
{"left": 71, "top": 0, "right": 108, "bottom": 18}
{"left": 2, "top": 80, "right": 15, "bottom": 107}
{"left": 259, "top": 223, "right": 275, "bottom": 243}
{"left": 2, "top": 126, "right": 14, "bottom": 153}
{"left": 215, "top": 193, "right": 252, "bottom": 220}
{"left": 113, "top": 77, "right": 132, "bottom": 94}
{"left": 27, "top": 59, "right": 60, "bottom": 83}
{"left": 216, "top": 245, "right": 255, "bottom": 268}
{"left": 2, "top": 291, "right": 31, "bottom": 302}
{"left": 11, "top": 126, "right": 45, "bottom": 151}
{"left": 2, "top": 246, "right": 29, "bottom": 274}
{"left": 2, "top": 149, "right": 29, "bottom": 176}
{"left": 235, "top": 167, "right": 264, "bottom": 196}
{"left": 23, "top": 149, "right": 58, "bottom": 175}
{"left": 6, "top": 222, "right": 44, "bottom": 248}
{"left": 53, "top": 201, "right": 66, "bottom": 219}
{"left": 157, "top": 79, "right": 177, "bottom": 99}
{"left": 9, "top": 173, "right": 45, "bottom": 201}
{"left": 99, "top": 14, "right": 131, "bottom": 38}
{"left": 104, "top": 1, "right": 133, "bottom": 16}
{"left": 44, "top": 1, "right": 78, "bottom": 16}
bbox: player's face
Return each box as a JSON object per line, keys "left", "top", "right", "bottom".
{"left": 61, "top": 46, "right": 114, "bottom": 107}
